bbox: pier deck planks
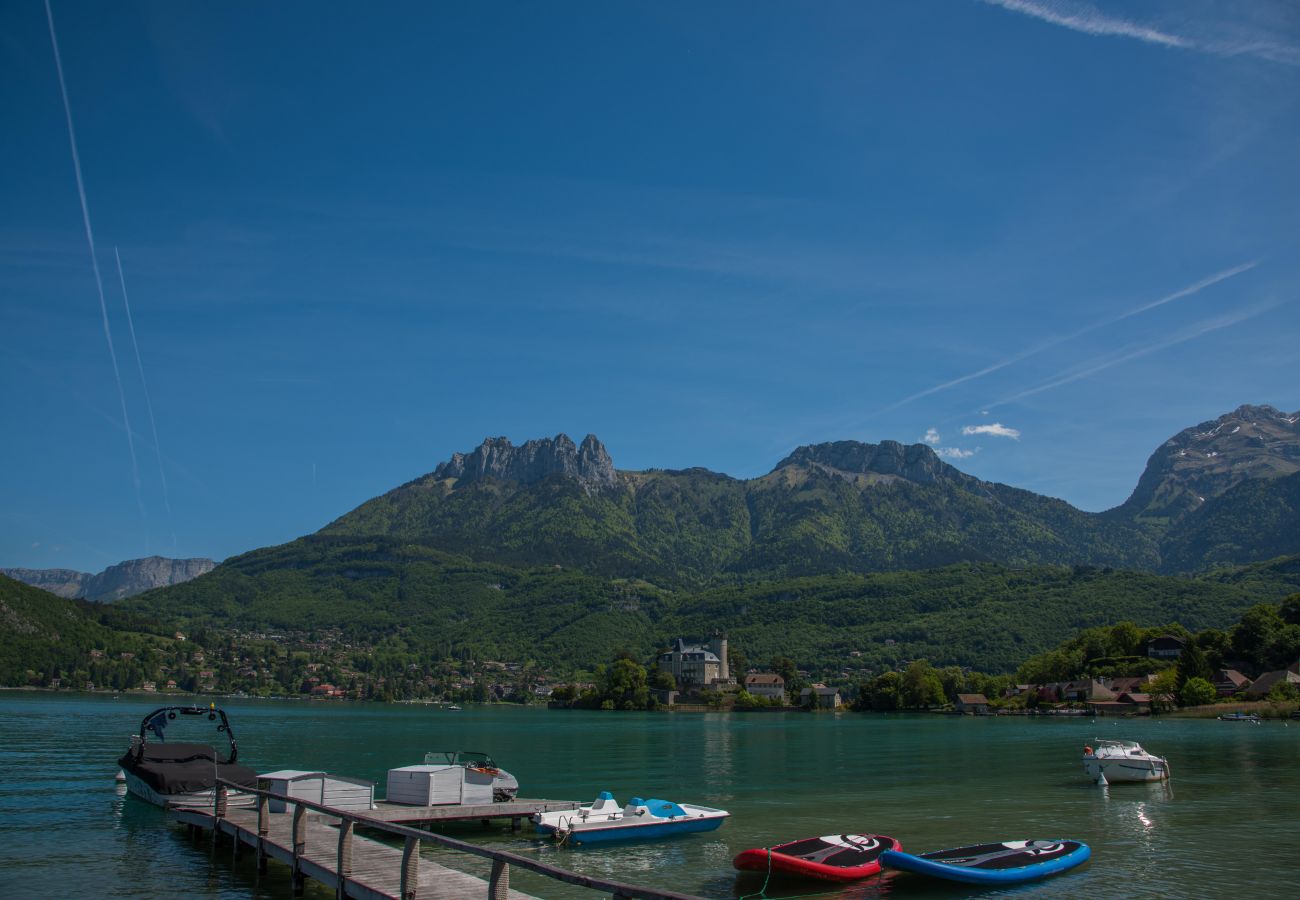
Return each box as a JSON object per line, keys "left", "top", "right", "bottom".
{"left": 363, "top": 798, "right": 578, "bottom": 825}
{"left": 175, "top": 806, "right": 538, "bottom": 899}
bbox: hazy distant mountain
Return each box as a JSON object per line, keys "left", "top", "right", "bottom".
{"left": 2, "top": 556, "right": 216, "bottom": 603}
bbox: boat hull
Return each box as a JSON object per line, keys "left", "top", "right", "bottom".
{"left": 538, "top": 815, "right": 725, "bottom": 845}
{"left": 733, "top": 834, "right": 899, "bottom": 882}
{"left": 122, "top": 770, "right": 256, "bottom": 810}
{"left": 880, "top": 840, "right": 1090, "bottom": 885}
{"left": 1083, "top": 758, "right": 1168, "bottom": 782}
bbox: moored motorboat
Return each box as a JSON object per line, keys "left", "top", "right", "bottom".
{"left": 734, "top": 833, "right": 900, "bottom": 882}
{"left": 1218, "top": 712, "right": 1261, "bottom": 724}
{"left": 118, "top": 704, "right": 258, "bottom": 809}
{"left": 879, "top": 839, "right": 1090, "bottom": 885}
{"left": 423, "top": 750, "right": 519, "bottom": 801}
{"left": 1082, "top": 739, "right": 1169, "bottom": 783}
{"left": 533, "top": 791, "right": 728, "bottom": 845}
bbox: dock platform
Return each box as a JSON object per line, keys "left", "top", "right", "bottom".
{"left": 363, "top": 798, "right": 578, "bottom": 828}
{"left": 178, "top": 779, "right": 703, "bottom": 899}
{"left": 176, "top": 804, "right": 537, "bottom": 899}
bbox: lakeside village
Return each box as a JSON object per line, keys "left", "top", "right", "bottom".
{"left": 20, "top": 602, "right": 1300, "bottom": 718}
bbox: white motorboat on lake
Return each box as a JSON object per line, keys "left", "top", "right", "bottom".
{"left": 1082, "top": 739, "right": 1169, "bottom": 783}
{"left": 533, "top": 791, "right": 728, "bottom": 844}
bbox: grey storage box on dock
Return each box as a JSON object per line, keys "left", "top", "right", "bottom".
{"left": 386, "top": 764, "right": 493, "bottom": 806}
{"left": 259, "top": 769, "right": 375, "bottom": 812}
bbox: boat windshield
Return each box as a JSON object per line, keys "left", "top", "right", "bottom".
{"left": 424, "top": 750, "right": 497, "bottom": 768}
{"left": 136, "top": 705, "right": 239, "bottom": 764}
{"left": 1094, "top": 739, "right": 1141, "bottom": 751}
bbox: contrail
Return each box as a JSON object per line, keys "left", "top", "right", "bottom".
{"left": 872, "top": 260, "right": 1259, "bottom": 417}
{"left": 115, "top": 247, "right": 171, "bottom": 515}
{"left": 44, "top": 0, "right": 143, "bottom": 515}
{"left": 985, "top": 300, "right": 1281, "bottom": 409}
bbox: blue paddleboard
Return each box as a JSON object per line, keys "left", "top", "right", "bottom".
{"left": 879, "top": 839, "right": 1090, "bottom": 885}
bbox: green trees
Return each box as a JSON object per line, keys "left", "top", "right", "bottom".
{"left": 1174, "top": 642, "right": 1212, "bottom": 691}
{"left": 1231, "top": 603, "right": 1300, "bottom": 672}
{"left": 901, "top": 660, "right": 946, "bottom": 709}
{"left": 1178, "top": 677, "right": 1217, "bottom": 707}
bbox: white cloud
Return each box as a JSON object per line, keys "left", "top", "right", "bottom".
{"left": 980, "top": 0, "right": 1187, "bottom": 48}
{"left": 979, "top": 0, "right": 1300, "bottom": 66}
{"left": 938, "top": 447, "right": 978, "bottom": 459}
{"left": 962, "top": 423, "right": 1022, "bottom": 440}
{"left": 923, "top": 428, "right": 941, "bottom": 445}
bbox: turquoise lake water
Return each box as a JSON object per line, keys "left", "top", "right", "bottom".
{"left": 1, "top": 692, "right": 1298, "bottom": 899}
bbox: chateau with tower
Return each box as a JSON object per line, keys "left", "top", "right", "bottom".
{"left": 657, "top": 633, "right": 732, "bottom": 687}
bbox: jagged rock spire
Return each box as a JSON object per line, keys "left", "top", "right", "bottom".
{"left": 434, "top": 433, "right": 617, "bottom": 491}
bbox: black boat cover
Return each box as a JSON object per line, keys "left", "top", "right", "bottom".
{"left": 119, "top": 742, "right": 258, "bottom": 795}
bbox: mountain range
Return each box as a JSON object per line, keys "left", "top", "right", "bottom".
{"left": 321, "top": 404, "right": 1300, "bottom": 580}
{"left": 12, "top": 403, "right": 1298, "bottom": 676}
{"left": 2, "top": 556, "right": 215, "bottom": 603}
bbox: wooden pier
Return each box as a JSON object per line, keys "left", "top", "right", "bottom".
{"left": 363, "top": 797, "right": 579, "bottom": 830}
{"left": 176, "top": 778, "right": 703, "bottom": 900}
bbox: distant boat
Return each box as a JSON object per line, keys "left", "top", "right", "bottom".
{"left": 880, "top": 839, "right": 1090, "bottom": 885}
{"left": 533, "top": 791, "right": 728, "bottom": 845}
{"left": 1082, "top": 739, "right": 1169, "bottom": 783}
{"left": 446, "top": 704, "right": 462, "bottom": 711}
{"left": 1218, "top": 712, "right": 1261, "bottom": 724}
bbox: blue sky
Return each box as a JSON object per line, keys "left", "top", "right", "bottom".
{"left": 3, "top": 0, "right": 1298, "bottom": 573}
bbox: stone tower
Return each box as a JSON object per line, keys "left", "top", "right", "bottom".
{"left": 710, "top": 632, "right": 729, "bottom": 682}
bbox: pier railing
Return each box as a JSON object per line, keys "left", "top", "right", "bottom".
{"left": 212, "top": 777, "right": 702, "bottom": 900}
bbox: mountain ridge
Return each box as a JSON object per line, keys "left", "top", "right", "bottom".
{"left": 326, "top": 409, "right": 1299, "bottom": 578}
{"left": 2, "top": 556, "right": 216, "bottom": 603}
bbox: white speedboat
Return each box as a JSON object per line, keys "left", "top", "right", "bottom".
{"left": 533, "top": 791, "right": 728, "bottom": 845}
{"left": 118, "top": 705, "right": 258, "bottom": 808}
{"left": 1082, "top": 739, "right": 1170, "bottom": 783}
{"left": 423, "top": 750, "right": 519, "bottom": 801}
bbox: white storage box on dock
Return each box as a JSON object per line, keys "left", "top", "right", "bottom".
{"left": 259, "top": 770, "right": 375, "bottom": 813}
{"left": 386, "top": 764, "right": 487, "bottom": 806}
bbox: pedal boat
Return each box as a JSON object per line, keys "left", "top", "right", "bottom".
{"left": 1082, "top": 739, "right": 1170, "bottom": 783}
{"left": 533, "top": 791, "right": 728, "bottom": 845}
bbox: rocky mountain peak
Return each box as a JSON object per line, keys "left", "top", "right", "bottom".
{"left": 1118, "top": 404, "right": 1300, "bottom": 523}
{"left": 434, "top": 433, "right": 617, "bottom": 491}
{"left": 773, "top": 439, "right": 969, "bottom": 486}
{"left": 1, "top": 556, "right": 215, "bottom": 603}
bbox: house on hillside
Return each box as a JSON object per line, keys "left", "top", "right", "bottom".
{"left": 1088, "top": 692, "right": 1152, "bottom": 716}
{"left": 1212, "top": 669, "right": 1251, "bottom": 697}
{"left": 1243, "top": 669, "right": 1300, "bottom": 699}
{"left": 1106, "top": 675, "right": 1154, "bottom": 694}
{"left": 955, "top": 693, "right": 990, "bottom": 715}
{"left": 1146, "top": 635, "right": 1186, "bottom": 660}
{"left": 800, "top": 685, "right": 842, "bottom": 708}
{"left": 744, "top": 673, "right": 786, "bottom": 703}
{"left": 1063, "top": 679, "right": 1116, "bottom": 703}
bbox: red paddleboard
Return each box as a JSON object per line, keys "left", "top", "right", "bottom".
{"left": 733, "top": 833, "right": 900, "bottom": 882}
